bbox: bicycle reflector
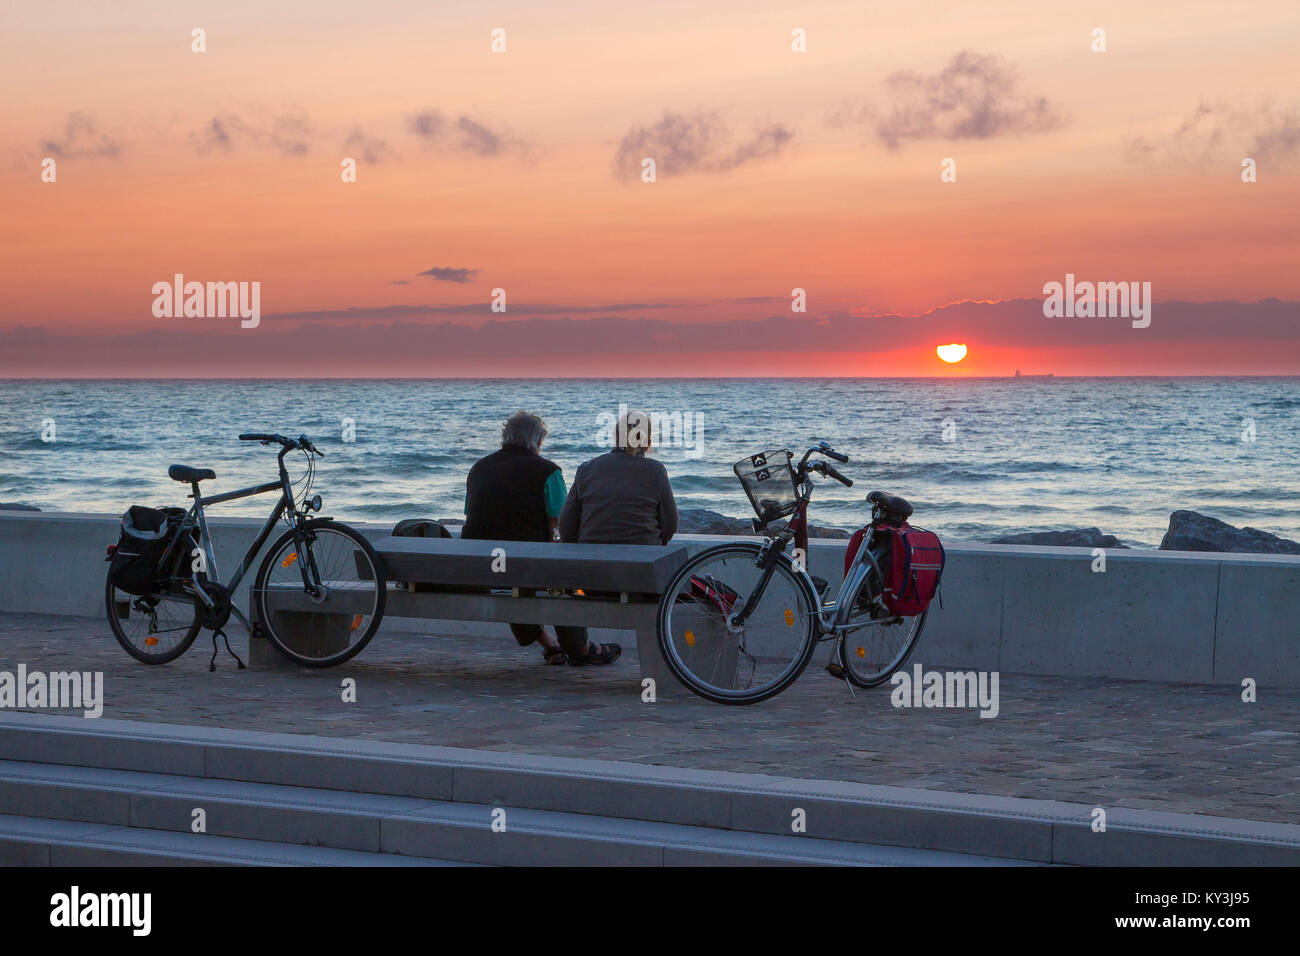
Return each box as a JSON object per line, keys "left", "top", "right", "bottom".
{"left": 281, "top": 553, "right": 298, "bottom": 568}
{"left": 685, "top": 629, "right": 695, "bottom": 646}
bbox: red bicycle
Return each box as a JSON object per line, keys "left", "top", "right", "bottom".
{"left": 656, "top": 441, "right": 933, "bottom": 704}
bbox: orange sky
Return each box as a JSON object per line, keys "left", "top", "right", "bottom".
{"left": 1, "top": 0, "right": 1298, "bottom": 376}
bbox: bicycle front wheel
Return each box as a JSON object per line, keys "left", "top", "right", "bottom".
{"left": 658, "top": 543, "right": 818, "bottom": 704}
{"left": 253, "top": 519, "right": 386, "bottom": 667}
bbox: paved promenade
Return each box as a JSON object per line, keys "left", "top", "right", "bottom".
{"left": 4, "top": 613, "right": 1297, "bottom": 825}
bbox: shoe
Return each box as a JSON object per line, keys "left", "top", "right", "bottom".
{"left": 568, "top": 642, "right": 622, "bottom": 666}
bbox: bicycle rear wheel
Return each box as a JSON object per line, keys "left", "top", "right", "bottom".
{"left": 658, "top": 543, "right": 818, "bottom": 704}
{"left": 836, "top": 572, "right": 927, "bottom": 687}
{"left": 253, "top": 519, "right": 386, "bottom": 667}
{"left": 105, "top": 573, "right": 201, "bottom": 664}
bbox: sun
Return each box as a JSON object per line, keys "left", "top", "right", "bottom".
{"left": 937, "top": 343, "right": 968, "bottom": 364}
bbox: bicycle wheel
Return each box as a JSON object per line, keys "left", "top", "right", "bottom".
{"left": 105, "top": 573, "right": 201, "bottom": 664}
{"left": 253, "top": 519, "right": 387, "bottom": 667}
{"left": 836, "top": 559, "right": 927, "bottom": 687}
{"left": 658, "top": 543, "right": 818, "bottom": 704}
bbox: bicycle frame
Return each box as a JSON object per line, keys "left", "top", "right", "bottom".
{"left": 152, "top": 448, "right": 322, "bottom": 631}
{"left": 732, "top": 476, "right": 895, "bottom": 640}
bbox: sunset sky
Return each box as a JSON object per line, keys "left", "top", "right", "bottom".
{"left": 2, "top": 0, "right": 1297, "bottom": 376}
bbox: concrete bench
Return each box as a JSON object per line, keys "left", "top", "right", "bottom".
{"left": 249, "top": 537, "right": 691, "bottom": 689}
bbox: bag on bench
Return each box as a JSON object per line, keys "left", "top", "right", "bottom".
{"left": 391, "top": 518, "right": 453, "bottom": 592}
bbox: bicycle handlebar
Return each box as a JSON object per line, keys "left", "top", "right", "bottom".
{"left": 824, "top": 448, "right": 849, "bottom": 464}
{"left": 824, "top": 463, "right": 853, "bottom": 487}
{"left": 238, "top": 433, "right": 324, "bottom": 457}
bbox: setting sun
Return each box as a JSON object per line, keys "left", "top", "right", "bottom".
{"left": 937, "top": 343, "right": 969, "bottom": 364}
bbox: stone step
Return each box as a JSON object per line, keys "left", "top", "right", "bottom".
{"left": 0, "top": 759, "right": 1025, "bottom": 866}
{"left": 2, "top": 713, "right": 1297, "bottom": 865}
{"left": 0, "top": 812, "right": 466, "bottom": 866}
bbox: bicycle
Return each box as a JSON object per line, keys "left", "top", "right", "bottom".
{"left": 106, "top": 433, "right": 387, "bottom": 669}
{"left": 656, "top": 441, "right": 928, "bottom": 704}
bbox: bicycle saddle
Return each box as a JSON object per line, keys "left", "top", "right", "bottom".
{"left": 168, "top": 464, "right": 216, "bottom": 483}
{"left": 867, "top": 490, "right": 913, "bottom": 520}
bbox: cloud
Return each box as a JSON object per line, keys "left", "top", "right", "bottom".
{"left": 833, "top": 51, "right": 1065, "bottom": 150}
{"left": 612, "top": 111, "right": 794, "bottom": 181}
{"left": 416, "top": 267, "right": 481, "bottom": 284}
{"left": 344, "top": 128, "right": 391, "bottom": 163}
{"left": 1128, "top": 102, "right": 1300, "bottom": 167}
{"left": 405, "top": 110, "right": 513, "bottom": 155}
{"left": 38, "top": 111, "right": 122, "bottom": 160}
{"left": 406, "top": 110, "right": 445, "bottom": 139}
{"left": 189, "top": 110, "right": 312, "bottom": 156}
{"left": 6, "top": 299, "right": 1296, "bottom": 377}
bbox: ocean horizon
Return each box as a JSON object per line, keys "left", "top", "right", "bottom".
{"left": 3, "top": 376, "right": 1297, "bottom": 549}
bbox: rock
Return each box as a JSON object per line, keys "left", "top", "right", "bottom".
{"left": 436, "top": 517, "right": 465, "bottom": 527}
{"left": 676, "top": 507, "right": 851, "bottom": 539}
{"left": 677, "top": 508, "right": 753, "bottom": 535}
{"left": 1159, "top": 510, "right": 1300, "bottom": 555}
{"left": 0, "top": 503, "right": 39, "bottom": 512}
{"left": 992, "top": 528, "right": 1127, "bottom": 549}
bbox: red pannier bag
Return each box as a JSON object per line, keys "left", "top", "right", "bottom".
{"left": 882, "top": 524, "right": 945, "bottom": 616}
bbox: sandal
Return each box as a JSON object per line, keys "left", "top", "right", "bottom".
{"left": 568, "top": 641, "right": 622, "bottom": 666}
{"left": 543, "top": 647, "right": 568, "bottom": 665}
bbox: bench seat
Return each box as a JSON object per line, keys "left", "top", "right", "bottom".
{"left": 249, "top": 537, "right": 691, "bottom": 692}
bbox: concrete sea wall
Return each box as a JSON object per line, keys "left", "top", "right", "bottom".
{"left": 1, "top": 511, "right": 1295, "bottom": 686}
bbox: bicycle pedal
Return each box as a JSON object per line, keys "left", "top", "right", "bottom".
{"left": 825, "top": 661, "right": 846, "bottom": 680}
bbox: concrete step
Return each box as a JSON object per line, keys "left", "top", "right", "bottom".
{"left": 2, "top": 713, "right": 1297, "bottom": 865}
{"left": 0, "top": 759, "right": 1025, "bottom": 866}
{"left": 0, "top": 812, "right": 467, "bottom": 866}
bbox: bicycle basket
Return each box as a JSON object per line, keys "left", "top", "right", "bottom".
{"left": 733, "top": 450, "right": 798, "bottom": 523}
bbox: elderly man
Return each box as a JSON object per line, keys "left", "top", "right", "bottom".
{"left": 462, "top": 410, "right": 619, "bottom": 666}
{"left": 554, "top": 409, "right": 680, "bottom": 665}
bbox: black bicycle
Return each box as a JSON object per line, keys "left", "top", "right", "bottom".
{"left": 106, "top": 433, "right": 387, "bottom": 669}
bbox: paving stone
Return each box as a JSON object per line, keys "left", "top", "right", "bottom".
{"left": 1, "top": 612, "right": 1297, "bottom": 825}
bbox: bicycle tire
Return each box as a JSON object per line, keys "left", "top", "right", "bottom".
{"left": 105, "top": 572, "right": 201, "bottom": 664}
{"left": 254, "top": 519, "right": 387, "bottom": 667}
{"left": 657, "top": 543, "right": 819, "bottom": 704}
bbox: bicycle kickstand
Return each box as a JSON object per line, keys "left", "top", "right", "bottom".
{"left": 208, "top": 628, "right": 247, "bottom": 672}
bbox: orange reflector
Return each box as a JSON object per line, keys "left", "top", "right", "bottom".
{"left": 350, "top": 613, "right": 363, "bottom": 632}
{"left": 684, "top": 629, "right": 695, "bottom": 647}
{"left": 784, "top": 608, "right": 794, "bottom": 627}
{"left": 281, "top": 553, "right": 298, "bottom": 568}
{"left": 856, "top": 646, "right": 866, "bottom": 658}
{"left": 145, "top": 637, "right": 158, "bottom": 646}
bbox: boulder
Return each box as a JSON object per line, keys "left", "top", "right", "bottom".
{"left": 0, "top": 503, "right": 39, "bottom": 512}
{"left": 676, "top": 507, "right": 850, "bottom": 539}
{"left": 677, "top": 508, "right": 753, "bottom": 535}
{"left": 1159, "top": 510, "right": 1300, "bottom": 555}
{"left": 992, "top": 528, "right": 1127, "bottom": 549}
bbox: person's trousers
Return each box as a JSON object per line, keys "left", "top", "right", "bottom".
{"left": 510, "top": 624, "right": 588, "bottom": 656}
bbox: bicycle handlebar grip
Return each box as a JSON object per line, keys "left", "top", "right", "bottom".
{"left": 239, "top": 433, "right": 275, "bottom": 442}
{"left": 825, "top": 464, "right": 853, "bottom": 486}
{"left": 825, "top": 449, "right": 849, "bottom": 463}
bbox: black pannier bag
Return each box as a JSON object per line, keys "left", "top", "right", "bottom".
{"left": 107, "top": 506, "right": 172, "bottom": 595}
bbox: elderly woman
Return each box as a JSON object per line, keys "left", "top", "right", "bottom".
{"left": 552, "top": 409, "right": 680, "bottom": 666}
{"left": 462, "top": 411, "right": 619, "bottom": 666}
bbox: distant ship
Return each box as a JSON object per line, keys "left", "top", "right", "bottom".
{"left": 1013, "top": 370, "right": 1054, "bottom": 379}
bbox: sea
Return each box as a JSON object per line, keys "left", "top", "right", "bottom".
{"left": 1, "top": 378, "right": 1297, "bottom": 549}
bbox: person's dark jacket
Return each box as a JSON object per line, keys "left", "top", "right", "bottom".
{"left": 558, "top": 449, "right": 677, "bottom": 546}
{"left": 462, "top": 444, "right": 560, "bottom": 543}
